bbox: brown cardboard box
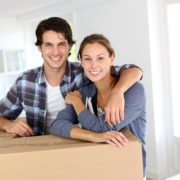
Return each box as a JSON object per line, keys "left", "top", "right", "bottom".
{"left": 0, "top": 130, "right": 143, "bottom": 180}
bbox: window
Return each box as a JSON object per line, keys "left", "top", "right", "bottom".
{"left": 0, "top": 50, "right": 26, "bottom": 73}
{"left": 167, "top": 3, "right": 180, "bottom": 137}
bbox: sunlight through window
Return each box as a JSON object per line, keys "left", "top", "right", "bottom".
{"left": 167, "top": 3, "right": 180, "bottom": 137}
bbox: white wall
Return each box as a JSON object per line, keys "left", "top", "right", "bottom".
{"left": 0, "top": 17, "right": 24, "bottom": 50}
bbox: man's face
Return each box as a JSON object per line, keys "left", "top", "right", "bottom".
{"left": 38, "top": 30, "right": 71, "bottom": 72}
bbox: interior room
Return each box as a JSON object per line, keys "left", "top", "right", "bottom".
{"left": 0, "top": 0, "right": 180, "bottom": 179}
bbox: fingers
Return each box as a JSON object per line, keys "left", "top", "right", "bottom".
{"left": 6, "top": 120, "right": 33, "bottom": 137}
{"left": 105, "top": 107, "right": 121, "bottom": 127}
{"left": 18, "top": 121, "right": 34, "bottom": 136}
{"left": 65, "top": 91, "right": 82, "bottom": 104}
{"left": 119, "top": 106, "right": 124, "bottom": 121}
{"left": 105, "top": 131, "right": 128, "bottom": 147}
{"left": 105, "top": 92, "right": 125, "bottom": 125}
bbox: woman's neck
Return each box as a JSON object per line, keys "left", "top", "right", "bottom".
{"left": 96, "top": 75, "right": 117, "bottom": 109}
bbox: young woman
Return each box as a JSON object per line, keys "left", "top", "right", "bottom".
{"left": 50, "top": 34, "right": 146, "bottom": 176}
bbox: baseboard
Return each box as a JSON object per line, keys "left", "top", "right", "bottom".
{"left": 146, "top": 169, "right": 168, "bottom": 180}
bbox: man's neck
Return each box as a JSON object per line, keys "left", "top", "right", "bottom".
{"left": 44, "top": 64, "right": 66, "bottom": 87}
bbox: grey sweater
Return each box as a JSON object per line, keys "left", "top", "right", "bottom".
{"left": 51, "top": 82, "right": 146, "bottom": 175}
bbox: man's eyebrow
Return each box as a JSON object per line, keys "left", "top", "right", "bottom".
{"left": 43, "top": 42, "right": 52, "bottom": 44}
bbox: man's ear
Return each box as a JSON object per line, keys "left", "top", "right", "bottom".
{"left": 68, "top": 44, "right": 73, "bottom": 56}
{"left": 69, "top": 44, "right": 73, "bottom": 52}
{"left": 38, "top": 46, "right": 42, "bottom": 52}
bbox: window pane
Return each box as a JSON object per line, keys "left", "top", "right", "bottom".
{"left": 167, "top": 3, "right": 180, "bottom": 137}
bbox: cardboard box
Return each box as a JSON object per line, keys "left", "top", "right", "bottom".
{"left": 0, "top": 130, "right": 143, "bottom": 180}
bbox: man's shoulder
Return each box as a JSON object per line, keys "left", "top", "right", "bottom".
{"left": 67, "top": 61, "right": 82, "bottom": 73}
{"left": 79, "top": 83, "right": 96, "bottom": 98}
{"left": 17, "top": 66, "right": 42, "bottom": 81}
{"left": 68, "top": 61, "right": 81, "bottom": 67}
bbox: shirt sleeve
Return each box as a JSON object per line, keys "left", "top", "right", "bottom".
{"left": 50, "top": 104, "right": 79, "bottom": 139}
{"left": 0, "top": 80, "right": 23, "bottom": 119}
{"left": 77, "top": 82, "right": 146, "bottom": 133}
{"left": 113, "top": 64, "right": 143, "bottom": 80}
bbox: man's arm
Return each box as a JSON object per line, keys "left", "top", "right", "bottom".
{"left": 0, "top": 117, "right": 33, "bottom": 137}
{"left": 105, "top": 66, "right": 143, "bottom": 126}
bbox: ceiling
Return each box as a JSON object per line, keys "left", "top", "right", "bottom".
{"left": 0, "top": 0, "right": 68, "bottom": 17}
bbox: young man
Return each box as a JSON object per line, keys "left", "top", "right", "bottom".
{"left": 0, "top": 17, "right": 143, "bottom": 137}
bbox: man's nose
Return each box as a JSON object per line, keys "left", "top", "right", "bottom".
{"left": 52, "top": 46, "right": 60, "bottom": 55}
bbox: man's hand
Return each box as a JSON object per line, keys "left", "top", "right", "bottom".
{"left": 3, "top": 120, "right": 33, "bottom": 137}
{"left": 91, "top": 131, "right": 128, "bottom": 147}
{"left": 105, "top": 90, "right": 125, "bottom": 127}
{"left": 104, "top": 66, "right": 142, "bottom": 127}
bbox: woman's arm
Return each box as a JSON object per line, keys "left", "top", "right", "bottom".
{"left": 78, "top": 82, "right": 145, "bottom": 133}
{"left": 50, "top": 104, "right": 128, "bottom": 147}
{"left": 70, "top": 127, "right": 128, "bottom": 147}
{"left": 51, "top": 83, "right": 145, "bottom": 143}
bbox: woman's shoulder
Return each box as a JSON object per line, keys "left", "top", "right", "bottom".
{"left": 126, "top": 82, "right": 145, "bottom": 94}
{"left": 125, "top": 82, "right": 146, "bottom": 105}
{"left": 79, "top": 83, "right": 97, "bottom": 99}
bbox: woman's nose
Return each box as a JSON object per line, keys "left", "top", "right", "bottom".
{"left": 91, "top": 60, "right": 98, "bottom": 68}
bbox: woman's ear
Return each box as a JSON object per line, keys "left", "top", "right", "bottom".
{"left": 81, "top": 59, "right": 84, "bottom": 68}
{"left": 110, "top": 53, "right": 115, "bottom": 65}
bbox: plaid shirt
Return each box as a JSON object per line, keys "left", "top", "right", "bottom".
{"left": 0, "top": 60, "right": 138, "bottom": 135}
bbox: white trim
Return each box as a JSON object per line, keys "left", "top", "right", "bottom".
{"left": 166, "top": 0, "right": 180, "bottom": 4}
{"left": 17, "top": 0, "right": 116, "bottom": 22}
{"left": 146, "top": 169, "right": 167, "bottom": 180}
{"left": 174, "top": 137, "right": 180, "bottom": 144}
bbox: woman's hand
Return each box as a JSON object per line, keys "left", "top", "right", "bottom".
{"left": 91, "top": 131, "right": 128, "bottom": 147}
{"left": 65, "top": 91, "right": 82, "bottom": 105}
{"left": 65, "top": 91, "right": 86, "bottom": 115}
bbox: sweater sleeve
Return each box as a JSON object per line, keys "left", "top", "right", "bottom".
{"left": 50, "top": 104, "right": 79, "bottom": 139}
{"left": 78, "top": 82, "right": 145, "bottom": 133}
{"left": 113, "top": 64, "right": 143, "bottom": 80}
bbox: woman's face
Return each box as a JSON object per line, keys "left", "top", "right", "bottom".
{"left": 81, "top": 42, "right": 114, "bottom": 83}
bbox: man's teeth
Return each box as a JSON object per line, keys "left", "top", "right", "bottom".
{"left": 50, "top": 56, "right": 61, "bottom": 61}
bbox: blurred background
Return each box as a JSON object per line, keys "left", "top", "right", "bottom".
{"left": 0, "top": 0, "right": 180, "bottom": 179}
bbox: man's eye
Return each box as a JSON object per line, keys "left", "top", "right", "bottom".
{"left": 98, "top": 57, "right": 104, "bottom": 60}
{"left": 59, "top": 42, "right": 67, "bottom": 47}
{"left": 84, "top": 58, "right": 91, "bottom": 61}
{"left": 45, "top": 44, "right": 52, "bottom": 47}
